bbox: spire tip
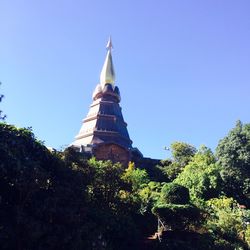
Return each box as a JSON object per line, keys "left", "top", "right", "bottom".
{"left": 100, "top": 36, "right": 115, "bottom": 87}
{"left": 106, "top": 36, "right": 113, "bottom": 51}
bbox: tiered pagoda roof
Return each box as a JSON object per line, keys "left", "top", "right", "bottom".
{"left": 72, "top": 38, "right": 133, "bottom": 153}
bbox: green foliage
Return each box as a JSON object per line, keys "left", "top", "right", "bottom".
{"left": 86, "top": 158, "right": 125, "bottom": 208}
{"left": 175, "top": 146, "right": 222, "bottom": 204}
{"left": 139, "top": 181, "right": 162, "bottom": 202}
{"left": 122, "top": 162, "right": 149, "bottom": 191}
{"left": 0, "top": 123, "right": 147, "bottom": 249}
{"left": 161, "top": 162, "right": 181, "bottom": 181}
{"left": 171, "top": 141, "right": 197, "bottom": 166}
{"left": 134, "top": 158, "right": 165, "bottom": 182}
{"left": 119, "top": 162, "right": 152, "bottom": 215}
{"left": 216, "top": 121, "right": 250, "bottom": 169}
{"left": 160, "top": 182, "right": 190, "bottom": 205}
{"left": 216, "top": 121, "right": 250, "bottom": 205}
{"left": 0, "top": 123, "right": 90, "bottom": 250}
{"left": 139, "top": 181, "right": 163, "bottom": 213}
{"left": 2, "top": 122, "right": 250, "bottom": 249}
{"left": 205, "top": 197, "right": 245, "bottom": 239}
{"left": 245, "top": 225, "right": 250, "bottom": 247}
{"left": 161, "top": 142, "right": 197, "bottom": 181}
{"left": 152, "top": 182, "right": 201, "bottom": 233}
{"left": 152, "top": 204, "right": 201, "bottom": 231}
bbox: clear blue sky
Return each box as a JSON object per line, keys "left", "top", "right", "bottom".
{"left": 0, "top": 0, "right": 249, "bottom": 159}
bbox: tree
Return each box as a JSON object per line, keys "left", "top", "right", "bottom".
{"left": 0, "top": 123, "right": 90, "bottom": 250}
{"left": 152, "top": 183, "right": 202, "bottom": 231}
{"left": 160, "top": 182, "right": 190, "bottom": 205}
{"left": 122, "top": 162, "right": 149, "bottom": 191}
{"left": 152, "top": 204, "right": 201, "bottom": 231}
{"left": 0, "top": 124, "right": 143, "bottom": 250}
{"left": 161, "top": 142, "right": 197, "bottom": 181}
{"left": 139, "top": 181, "right": 162, "bottom": 213}
{"left": 175, "top": 146, "right": 222, "bottom": 204}
{"left": 216, "top": 121, "right": 250, "bottom": 205}
{"left": 86, "top": 158, "right": 126, "bottom": 208}
{"left": 171, "top": 141, "right": 197, "bottom": 167}
{"left": 205, "top": 197, "right": 250, "bottom": 240}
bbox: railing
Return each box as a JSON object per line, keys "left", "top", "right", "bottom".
{"left": 157, "top": 217, "right": 167, "bottom": 242}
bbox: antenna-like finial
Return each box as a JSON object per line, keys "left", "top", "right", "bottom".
{"left": 106, "top": 36, "right": 113, "bottom": 51}
{"left": 100, "top": 37, "right": 116, "bottom": 87}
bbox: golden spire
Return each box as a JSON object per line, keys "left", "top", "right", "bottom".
{"left": 100, "top": 37, "right": 116, "bottom": 88}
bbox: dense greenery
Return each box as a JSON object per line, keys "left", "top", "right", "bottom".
{"left": 175, "top": 146, "right": 222, "bottom": 204}
{"left": 159, "top": 142, "right": 197, "bottom": 181}
{"left": 216, "top": 121, "right": 250, "bottom": 206}
{"left": 1, "top": 121, "right": 250, "bottom": 249}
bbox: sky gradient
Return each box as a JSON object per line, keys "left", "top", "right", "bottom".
{"left": 1, "top": 0, "right": 250, "bottom": 159}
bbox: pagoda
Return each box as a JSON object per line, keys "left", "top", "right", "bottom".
{"left": 71, "top": 38, "right": 142, "bottom": 164}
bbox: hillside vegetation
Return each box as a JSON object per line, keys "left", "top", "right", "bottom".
{"left": 1, "top": 121, "right": 250, "bottom": 249}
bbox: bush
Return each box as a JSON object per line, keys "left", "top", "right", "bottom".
{"left": 160, "top": 183, "right": 190, "bottom": 205}
{"left": 152, "top": 204, "right": 201, "bottom": 231}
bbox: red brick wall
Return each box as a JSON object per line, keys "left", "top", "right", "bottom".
{"left": 93, "top": 143, "right": 130, "bottom": 166}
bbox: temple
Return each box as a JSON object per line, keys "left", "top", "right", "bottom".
{"left": 71, "top": 38, "right": 142, "bottom": 165}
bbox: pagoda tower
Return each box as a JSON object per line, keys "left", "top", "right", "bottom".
{"left": 72, "top": 38, "right": 139, "bottom": 164}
